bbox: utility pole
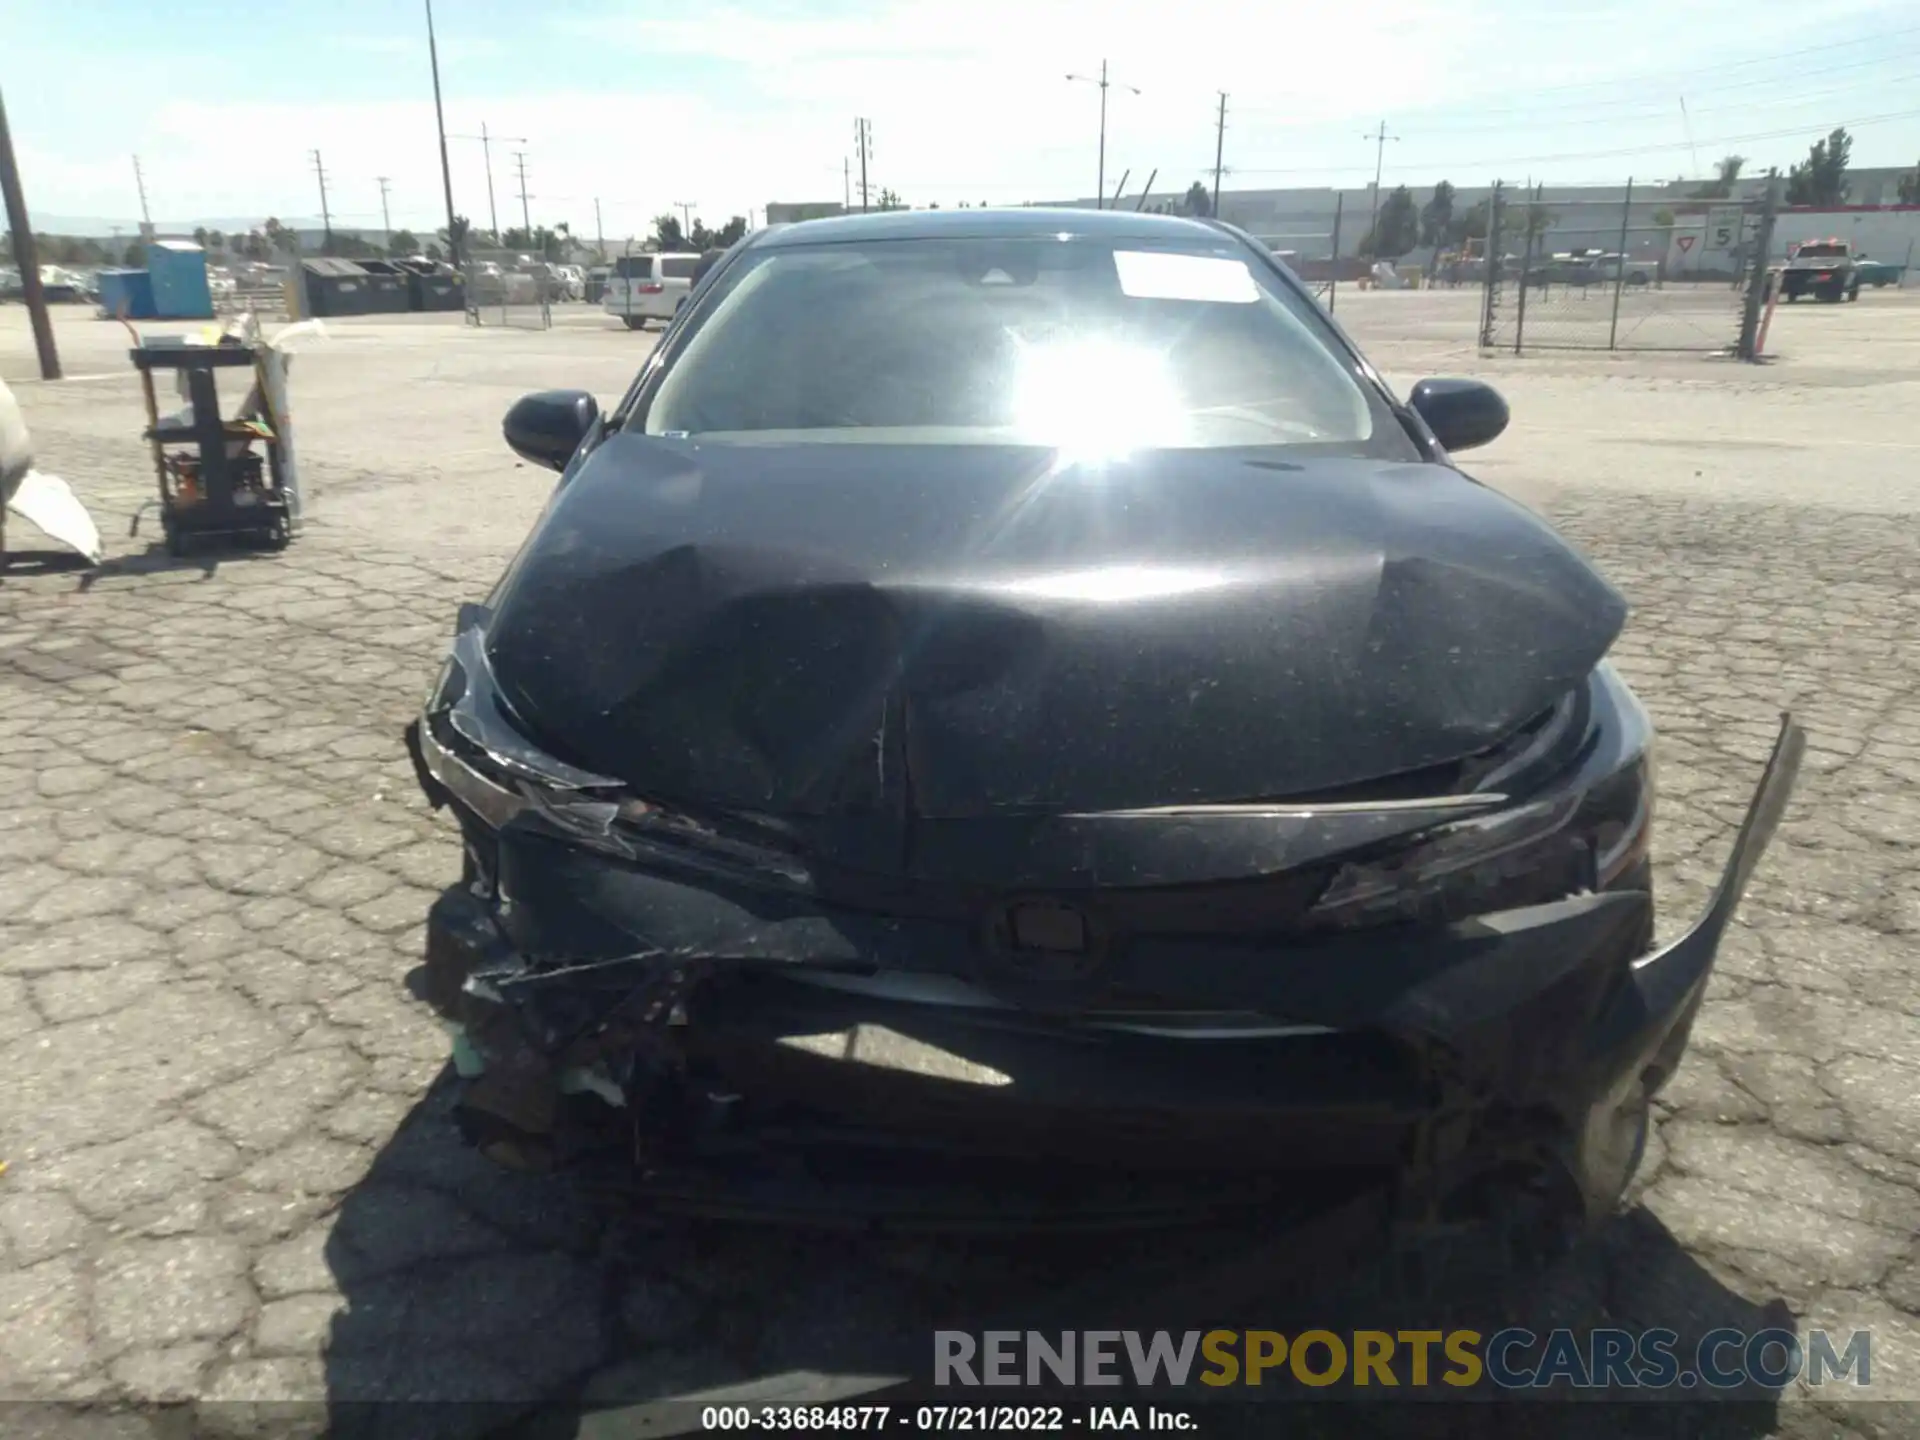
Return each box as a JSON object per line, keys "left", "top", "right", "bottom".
{"left": 423, "top": 0, "right": 462, "bottom": 270}
{"left": 853, "top": 119, "right": 872, "bottom": 213}
{"left": 844, "top": 156, "right": 851, "bottom": 211}
{"left": 452, "top": 122, "right": 525, "bottom": 241}
{"left": 377, "top": 176, "right": 393, "bottom": 250}
{"left": 132, "top": 154, "right": 154, "bottom": 236}
{"left": 594, "top": 197, "right": 605, "bottom": 260}
{"left": 0, "top": 84, "right": 60, "bottom": 379}
{"left": 310, "top": 149, "right": 334, "bottom": 249}
{"left": 1212, "top": 92, "right": 1228, "bottom": 219}
{"left": 1067, "top": 61, "right": 1139, "bottom": 209}
{"left": 672, "top": 200, "right": 696, "bottom": 236}
{"left": 1362, "top": 120, "right": 1400, "bottom": 253}
{"left": 513, "top": 151, "right": 533, "bottom": 245}
{"left": 482, "top": 125, "right": 501, "bottom": 239}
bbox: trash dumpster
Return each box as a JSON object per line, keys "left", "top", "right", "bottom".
{"left": 353, "top": 259, "right": 412, "bottom": 314}
{"left": 395, "top": 259, "right": 465, "bottom": 312}
{"left": 300, "top": 259, "right": 372, "bottom": 318}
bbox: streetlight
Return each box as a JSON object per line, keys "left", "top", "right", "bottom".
{"left": 1067, "top": 61, "right": 1139, "bottom": 210}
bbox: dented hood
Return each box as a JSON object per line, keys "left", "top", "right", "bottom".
{"left": 485, "top": 433, "right": 1626, "bottom": 818}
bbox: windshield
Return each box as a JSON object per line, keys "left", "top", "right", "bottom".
{"left": 637, "top": 234, "right": 1411, "bottom": 458}
{"left": 1795, "top": 243, "right": 1847, "bottom": 258}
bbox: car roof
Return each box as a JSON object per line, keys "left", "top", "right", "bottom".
{"left": 752, "top": 207, "right": 1234, "bottom": 249}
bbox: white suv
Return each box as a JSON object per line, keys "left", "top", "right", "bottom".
{"left": 604, "top": 252, "right": 703, "bottom": 330}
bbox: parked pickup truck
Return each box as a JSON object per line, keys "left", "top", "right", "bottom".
{"left": 1779, "top": 239, "right": 1860, "bottom": 303}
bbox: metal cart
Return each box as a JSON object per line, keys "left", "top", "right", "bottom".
{"left": 131, "top": 339, "right": 294, "bottom": 556}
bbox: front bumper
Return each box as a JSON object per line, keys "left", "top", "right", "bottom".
{"left": 407, "top": 716, "right": 1802, "bottom": 1232}
{"left": 1781, "top": 268, "right": 1845, "bottom": 292}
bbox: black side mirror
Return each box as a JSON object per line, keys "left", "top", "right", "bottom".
{"left": 1408, "top": 378, "right": 1509, "bottom": 454}
{"left": 503, "top": 389, "right": 600, "bottom": 471}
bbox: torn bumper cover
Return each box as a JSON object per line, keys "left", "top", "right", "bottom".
{"left": 402, "top": 612, "right": 1804, "bottom": 1232}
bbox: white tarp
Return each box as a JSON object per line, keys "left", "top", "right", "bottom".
{"left": 0, "top": 376, "right": 103, "bottom": 566}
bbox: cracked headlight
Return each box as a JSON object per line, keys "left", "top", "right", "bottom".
{"left": 416, "top": 614, "right": 811, "bottom": 886}
{"left": 419, "top": 620, "right": 634, "bottom": 850}
{"left": 1308, "top": 674, "right": 1655, "bottom": 930}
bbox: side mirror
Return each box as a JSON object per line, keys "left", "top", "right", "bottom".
{"left": 1408, "top": 377, "right": 1509, "bottom": 454}
{"left": 503, "top": 389, "right": 600, "bottom": 471}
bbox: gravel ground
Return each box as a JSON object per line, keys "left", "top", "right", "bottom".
{"left": 1, "top": 289, "right": 1917, "bottom": 1438}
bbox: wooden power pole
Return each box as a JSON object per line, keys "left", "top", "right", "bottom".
{"left": 0, "top": 85, "right": 60, "bottom": 380}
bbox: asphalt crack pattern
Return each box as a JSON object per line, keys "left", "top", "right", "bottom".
{"left": 0, "top": 419, "right": 1915, "bottom": 1440}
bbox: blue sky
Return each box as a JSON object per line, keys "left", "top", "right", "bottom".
{"left": 10, "top": 0, "right": 1920, "bottom": 239}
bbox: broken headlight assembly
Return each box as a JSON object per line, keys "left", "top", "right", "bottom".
{"left": 1307, "top": 667, "right": 1654, "bottom": 931}
{"left": 415, "top": 615, "right": 811, "bottom": 887}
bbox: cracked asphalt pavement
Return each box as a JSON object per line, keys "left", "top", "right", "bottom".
{"left": 1, "top": 292, "right": 1916, "bottom": 1438}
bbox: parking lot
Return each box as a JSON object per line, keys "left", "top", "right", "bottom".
{"left": 2, "top": 286, "right": 1918, "bottom": 1435}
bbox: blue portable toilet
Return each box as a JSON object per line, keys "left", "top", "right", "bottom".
{"left": 146, "top": 241, "right": 215, "bottom": 319}
{"left": 96, "top": 268, "right": 156, "bottom": 319}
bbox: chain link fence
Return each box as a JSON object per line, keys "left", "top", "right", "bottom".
{"left": 214, "top": 261, "right": 294, "bottom": 321}
{"left": 461, "top": 245, "right": 554, "bottom": 330}
{"left": 1480, "top": 181, "right": 1770, "bottom": 354}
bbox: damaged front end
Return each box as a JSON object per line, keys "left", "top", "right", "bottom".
{"left": 405, "top": 604, "right": 1804, "bottom": 1237}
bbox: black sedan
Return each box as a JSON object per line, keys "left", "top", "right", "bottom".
{"left": 405, "top": 208, "right": 1802, "bottom": 1244}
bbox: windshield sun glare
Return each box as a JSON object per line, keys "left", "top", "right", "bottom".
{"left": 1009, "top": 337, "right": 1186, "bottom": 464}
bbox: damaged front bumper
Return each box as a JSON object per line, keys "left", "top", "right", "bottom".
{"left": 403, "top": 688, "right": 1804, "bottom": 1233}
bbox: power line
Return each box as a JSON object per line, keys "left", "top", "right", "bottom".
{"left": 1233, "top": 43, "right": 1918, "bottom": 131}
{"left": 1220, "top": 104, "right": 1920, "bottom": 178}
{"left": 1432, "top": 21, "right": 1920, "bottom": 100}
{"left": 1476, "top": 67, "right": 1915, "bottom": 137}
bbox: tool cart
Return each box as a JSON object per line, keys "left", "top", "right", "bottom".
{"left": 132, "top": 338, "right": 295, "bottom": 556}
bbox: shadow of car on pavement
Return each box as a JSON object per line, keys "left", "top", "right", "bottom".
{"left": 315, "top": 1063, "right": 1796, "bottom": 1440}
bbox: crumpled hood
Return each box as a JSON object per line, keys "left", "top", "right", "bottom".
{"left": 485, "top": 433, "right": 1626, "bottom": 818}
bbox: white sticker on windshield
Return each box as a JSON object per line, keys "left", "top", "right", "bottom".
{"left": 1113, "top": 250, "right": 1260, "bottom": 304}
